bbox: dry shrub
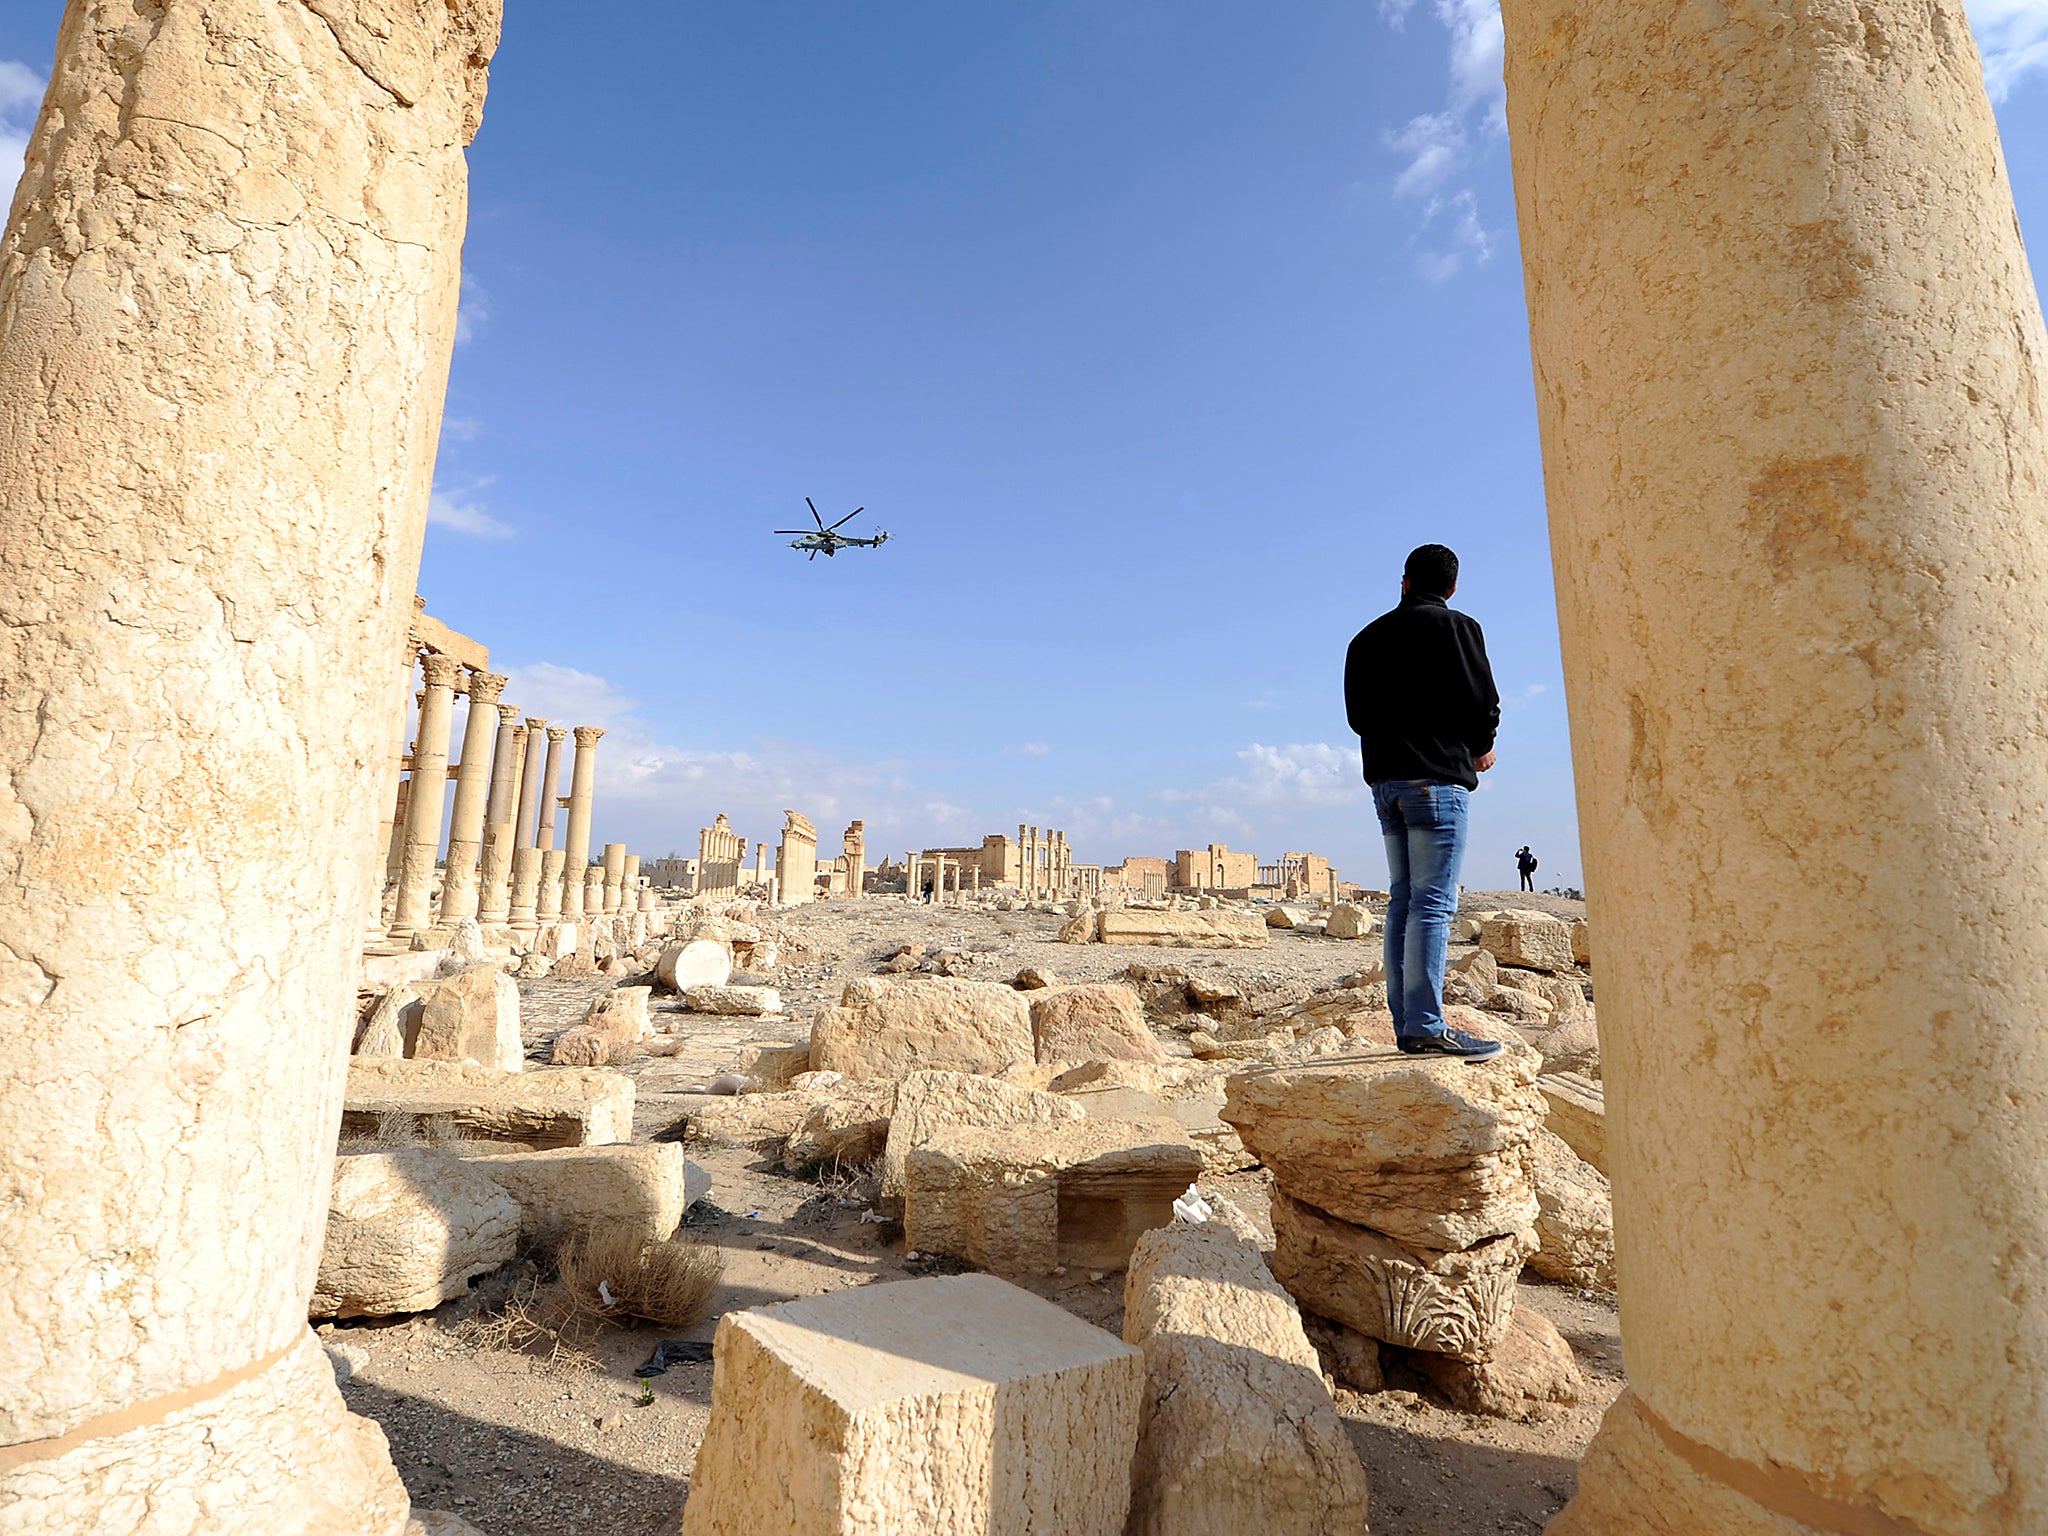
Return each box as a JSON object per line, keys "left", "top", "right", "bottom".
{"left": 457, "top": 1281, "right": 602, "bottom": 1373}
{"left": 338, "top": 1111, "right": 477, "bottom": 1156}
{"left": 556, "top": 1228, "right": 723, "bottom": 1331}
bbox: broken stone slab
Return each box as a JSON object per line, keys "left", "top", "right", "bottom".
{"left": 1325, "top": 903, "right": 1376, "bottom": 940}
{"left": 354, "top": 983, "right": 422, "bottom": 1059}
{"left": 311, "top": 1148, "right": 520, "bottom": 1318}
{"left": 1264, "top": 905, "right": 1302, "bottom": 929}
{"left": 361, "top": 949, "right": 446, "bottom": 991}
{"left": 1301, "top": 1312, "right": 1384, "bottom": 1394}
{"left": 587, "top": 985, "right": 653, "bottom": 1037}
{"left": 1526, "top": 973, "right": 1588, "bottom": 1025}
{"left": 1521, "top": 1011, "right": 1601, "bottom": 1079}
{"left": 1123, "top": 1217, "right": 1372, "bottom": 1534}
{"left": 1538, "top": 1071, "right": 1607, "bottom": 1174}
{"left": 784, "top": 1079, "right": 899, "bottom": 1170}
{"left": 1527, "top": 1128, "right": 1615, "bottom": 1291}
{"left": 1569, "top": 919, "right": 1590, "bottom": 966}
{"left": 880, "top": 1068, "right": 1085, "bottom": 1208}
{"left": 733, "top": 1040, "right": 810, "bottom": 1089}
{"left": 1268, "top": 1189, "right": 1531, "bottom": 1362}
{"left": 657, "top": 938, "right": 734, "bottom": 991}
{"left": 1478, "top": 910, "right": 1576, "bottom": 973}
{"left": 1221, "top": 1046, "right": 1545, "bottom": 1249}
{"left": 454, "top": 1142, "right": 704, "bottom": 1247}
{"left": 685, "top": 983, "right": 783, "bottom": 1016}
{"left": 1029, "top": 982, "right": 1168, "bottom": 1066}
{"left": 685, "top": 1088, "right": 819, "bottom": 1153}
{"left": 343, "top": 1058, "right": 633, "bottom": 1149}
{"left": 905, "top": 1117, "right": 1204, "bottom": 1276}
{"left": 549, "top": 984, "right": 654, "bottom": 1066}
{"left": 680, "top": 1274, "right": 1143, "bottom": 1536}
{"left": 1097, "top": 909, "right": 1269, "bottom": 949}
{"left": 410, "top": 964, "right": 523, "bottom": 1072}
{"left": 1401, "top": 1306, "right": 1583, "bottom": 1420}
{"left": 809, "top": 976, "right": 1035, "bottom": 1081}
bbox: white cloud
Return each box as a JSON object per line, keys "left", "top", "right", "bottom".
{"left": 428, "top": 481, "right": 513, "bottom": 539}
{"left": 1020, "top": 742, "right": 1051, "bottom": 757}
{"left": 1160, "top": 742, "right": 1366, "bottom": 812}
{"left": 454, "top": 267, "right": 490, "bottom": 346}
{"left": 1381, "top": 3, "right": 1504, "bottom": 281}
{"left": 1412, "top": 189, "right": 1494, "bottom": 282}
{"left": 441, "top": 415, "right": 483, "bottom": 444}
{"left": 1975, "top": 0, "right": 2048, "bottom": 99}
{"left": 0, "top": 60, "right": 46, "bottom": 201}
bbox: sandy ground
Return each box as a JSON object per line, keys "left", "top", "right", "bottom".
{"left": 335, "top": 891, "right": 1614, "bottom": 1535}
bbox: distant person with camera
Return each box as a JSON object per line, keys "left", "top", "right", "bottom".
{"left": 1517, "top": 845, "right": 1538, "bottom": 892}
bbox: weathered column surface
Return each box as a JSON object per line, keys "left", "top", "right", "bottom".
{"left": 484, "top": 703, "right": 523, "bottom": 830}
{"left": 602, "top": 842, "right": 627, "bottom": 913}
{"left": 537, "top": 848, "right": 567, "bottom": 924}
{"left": 622, "top": 852, "right": 640, "bottom": 893}
{"left": 1500, "top": 5, "right": 2048, "bottom": 1534}
{"left": 508, "top": 846, "right": 542, "bottom": 932}
{"left": 389, "top": 652, "right": 461, "bottom": 936}
{"left": 535, "top": 724, "right": 567, "bottom": 851}
{"left": 367, "top": 647, "right": 419, "bottom": 931}
{"left": 0, "top": 2, "right": 500, "bottom": 1530}
{"left": 582, "top": 863, "right": 606, "bottom": 923}
{"left": 560, "top": 726, "right": 603, "bottom": 919}
{"left": 438, "top": 668, "right": 505, "bottom": 922}
{"left": 514, "top": 714, "right": 547, "bottom": 847}
{"left": 477, "top": 822, "right": 517, "bottom": 926}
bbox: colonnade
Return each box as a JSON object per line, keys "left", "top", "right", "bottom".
{"left": 1015, "top": 824, "right": 1071, "bottom": 899}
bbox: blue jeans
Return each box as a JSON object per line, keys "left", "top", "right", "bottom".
{"left": 1374, "top": 779, "right": 1470, "bottom": 1041}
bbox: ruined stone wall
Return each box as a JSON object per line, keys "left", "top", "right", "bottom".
{"left": 0, "top": 0, "right": 500, "bottom": 1521}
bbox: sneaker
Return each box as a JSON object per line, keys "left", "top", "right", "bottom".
{"left": 1397, "top": 1028, "right": 1504, "bottom": 1062}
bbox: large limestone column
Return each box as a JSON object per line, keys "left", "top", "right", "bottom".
{"left": 507, "top": 846, "right": 541, "bottom": 933}
{"left": 389, "top": 652, "right": 461, "bottom": 937}
{"left": 602, "top": 842, "right": 628, "bottom": 914}
{"left": 367, "top": 647, "right": 420, "bottom": 930}
{"left": 485, "top": 702, "right": 523, "bottom": 829}
{"left": 437, "top": 668, "right": 505, "bottom": 922}
{"left": 535, "top": 724, "right": 567, "bottom": 851}
{"left": 560, "top": 726, "right": 604, "bottom": 920}
{"left": 514, "top": 714, "right": 547, "bottom": 846}
{"left": 1499, "top": 5, "right": 2048, "bottom": 1533}
{"left": 0, "top": 3, "right": 501, "bottom": 1529}
{"left": 536, "top": 848, "right": 567, "bottom": 925}
{"left": 475, "top": 717, "right": 523, "bottom": 925}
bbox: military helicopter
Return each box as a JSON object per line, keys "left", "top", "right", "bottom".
{"left": 776, "top": 498, "right": 892, "bottom": 561}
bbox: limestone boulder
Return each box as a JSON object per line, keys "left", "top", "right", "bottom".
{"left": 1301, "top": 1313, "right": 1384, "bottom": 1394}
{"left": 1478, "top": 910, "right": 1575, "bottom": 973}
{"left": 1538, "top": 1072, "right": 1607, "bottom": 1174}
{"left": 311, "top": 1149, "right": 520, "bottom": 1318}
{"left": 1569, "top": 919, "right": 1591, "bottom": 966}
{"left": 410, "top": 965, "right": 523, "bottom": 1072}
{"left": 1450, "top": 948, "right": 1499, "bottom": 989}
{"left": 1523, "top": 1012, "right": 1601, "bottom": 1078}
{"left": 354, "top": 984, "right": 421, "bottom": 1059}
{"left": 1404, "top": 1307, "right": 1583, "bottom": 1420}
{"left": 657, "top": 938, "right": 734, "bottom": 992}
{"left": 733, "top": 1040, "right": 810, "bottom": 1091}
{"left": 1265, "top": 905, "right": 1301, "bottom": 929}
{"left": 1325, "top": 903, "right": 1376, "bottom": 940}
{"left": 686, "top": 984, "right": 782, "bottom": 1017}
{"left": 457, "top": 1143, "right": 702, "bottom": 1247}
{"left": 343, "top": 1059, "right": 633, "bottom": 1148}
{"left": 1268, "top": 1190, "right": 1531, "bottom": 1362}
{"left": 906, "top": 1117, "right": 1204, "bottom": 1276}
{"left": 1098, "top": 910, "right": 1269, "bottom": 949}
{"left": 1030, "top": 983, "right": 1168, "bottom": 1066}
{"left": 1122, "top": 1219, "right": 1372, "bottom": 1535}
{"left": 687, "top": 1089, "right": 818, "bottom": 1153}
{"left": 809, "top": 977, "right": 1034, "bottom": 1081}
{"left": 785, "top": 1079, "right": 900, "bottom": 1170}
{"left": 1221, "top": 1048, "right": 1545, "bottom": 1248}
{"left": 880, "top": 1068, "right": 1084, "bottom": 1205}
{"left": 680, "top": 1275, "right": 1142, "bottom": 1536}
{"left": 1528, "top": 973, "right": 1588, "bottom": 1025}
{"left": 548, "top": 1024, "right": 631, "bottom": 1067}
{"left": 1058, "top": 909, "right": 1102, "bottom": 944}
{"left": 1527, "top": 1129, "right": 1616, "bottom": 1291}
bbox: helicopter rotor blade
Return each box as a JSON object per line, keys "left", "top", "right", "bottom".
{"left": 805, "top": 496, "right": 825, "bottom": 531}
{"left": 773, "top": 530, "right": 811, "bottom": 535}
{"left": 825, "top": 506, "right": 865, "bottom": 532}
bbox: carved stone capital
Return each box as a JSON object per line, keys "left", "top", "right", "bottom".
{"left": 496, "top": 703, "right": 520, "bottom": 724}
{"left": 548, "top": 727, "right": 568, "bottom": 743}
{"left": 420, "top": 652, "right": 463, "bottom": 689}
{"left": 465, "top": 669, "right": 507, "bottom": 705}
{"left": 573, "top": 726, "right": 606, "bottom": 748}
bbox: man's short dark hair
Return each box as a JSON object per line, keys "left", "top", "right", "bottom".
{"left": 1405, "top": 544, "right": 1459, "bottom": 599}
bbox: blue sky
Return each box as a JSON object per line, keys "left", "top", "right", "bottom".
{"left": 5, "top": 4, "right": 2047, "bottom": 889}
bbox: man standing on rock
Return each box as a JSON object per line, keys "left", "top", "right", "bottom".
{"left": 1345, "top": 543, "right": 1502, "bottom": 1061}
{"left": 1517, "top": 845, "right": 1538, "bottom": 892}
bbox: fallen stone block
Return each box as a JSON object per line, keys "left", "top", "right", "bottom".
{"left": 410, "top": 964, "right": 523, "bottom": 1072}
{"left": 809, "top": 976, "right": 1035, "bottom": 1081}
{"left": 1569, "top": 919, "right": 1591, "bottom": 966}
{"left": 1058, "top": 909, "right": 1102, "bottom": 944}
{"left": 1325, "top": 903, "right": 1376, "bottom": 940}
{"left": 905, "top": 1117, "right": 1204, "bottom": 1276}
{"left": 1302, "top": 1312, "right": 1384, "bottom": 1394}
{"left": 1269, "top": 1189, "right": 1530, "bottom": 1362}
{"left": 881, "top": 1069, "right": 1084, "bottom": 1207}
{"left": 1265, "top": 906, "right": 1302, "bottom": 929}
{"left": 1522, "top": 1012, "right": 1601, "bottom": 1078}
{"left": 680, "top": 1274, "right": 1143, "bottom": 1536}
{"left": 1478, "top": 910, "right": 1576, "bottom": 973}
{"left": 686, "top": 984, "right": 783, "bottom": 1017}
{"left": 1527, "top": 973, "right": 1588, "bottom": 1025}
{"left": 784, "top": 1079, "right": 899, "bottom": 1169}
{"left": 1538, "top": 1071, "right": 1607, "bottom": 1174}
{"left": 549, "top": 985, "right": 653, "bottom": 1067}
{"left": 657, "top": 938, "right": 734, "bottom": 991}
{"left": 1527, "top": 1129, "right": 1615, "bottom": 1291}
{"left": 1030, "top": 982, "right": 1168, "bottom": 1065}
{"left": 733, "top": 1040, "right": 810, "bottom": 1089}
{"left": 1402, "top": 1307, "right": 1583, "bottom": 1420}
{"left": 1222, "top": 1047, "right": 1544, "bottom": 1249}
{"left": 1097, "top": 909, "right": 1269, "bottom": 949}
{"left": 455, "top": 1143, "right": 702, "bottom": 1247}
{"left": 354, "top": 984, "right": 422, "bottom": 1059}
{"left": 312, "top": 1148, "right": 520, "bottom": 1318}
{"left": 1123, "top": 1217, "right": 1372, "bottom": 1534}
{"left": 686, "top": 1089, "right": 818, "bottom": 1153}
{"left": 343, "top": 1059, "right": 633, "bottom": 1149}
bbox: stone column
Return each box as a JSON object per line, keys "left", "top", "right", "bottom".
{"left": 368, "top": 647, "right": 421, "bottom": 931}
{"left": 537, "top": 848, "right": 567, "bottom": 924}
{"left": 582, "top": 863, "right": 606, "bottom": 922}
{"left": 485, "top": 703, "right": 523, "bottom": 830}
{"left": 390, "top": 652, "right": 463, "bottom": 937}
{"left": 560, "top": 726, "right": 604, "bottom": 919}
{"left": 535, "top": 725, "right": 567, "bottom": 851}
{"left": 514, "top": 715, "right": 547, "bottom": 847}
{"left": 508, "top": 846, "right": 542, "bottom": 933}
{"left": 602, "top": 843, "right": 628, "bottom": 913}
{"left": 437, "top": 668, "right": 505, "bottom": 922}
{"left": 0, "top": 2, "right": 500, "bottom": 1526}
{"left": 1501, "top": 5, "right": 2048, "bottom": 1533}
{"left": 478, "top": 823, "right": 518, "bottom": 927}
{"left": 638, "top": 885, "right": 657, "bottom": 914}
{"left": 623, "top": 853, "right": 641, "bottom": 892}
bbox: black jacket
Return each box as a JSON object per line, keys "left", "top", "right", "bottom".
{"left": 1344, "top": 595, "right": 1501, "bottom": 790}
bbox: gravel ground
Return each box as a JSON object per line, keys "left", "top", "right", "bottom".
{"left": 341, "top": 892, "right": 1610, "bottom": 1536}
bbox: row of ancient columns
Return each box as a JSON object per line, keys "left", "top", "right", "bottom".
{"left": 376, "top": 644, "right": 643, "bottom": 941}
{"left": 1015, "top": 824, "right": 1069, "bottom": 899}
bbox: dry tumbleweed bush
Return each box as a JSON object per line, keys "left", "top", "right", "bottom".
{"left": 556, "top": 1228, "right": 724, "bottom": 1330}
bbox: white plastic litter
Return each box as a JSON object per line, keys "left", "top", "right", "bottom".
{"left": 598, "top": 1280, "right": 617, "bottom": 1308}
{"left": 858, "top": 1210, "right": 888, "bottom": 1224}
{"left": 1172, "top": 1184, "right": 1213, "bottom": 1225}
